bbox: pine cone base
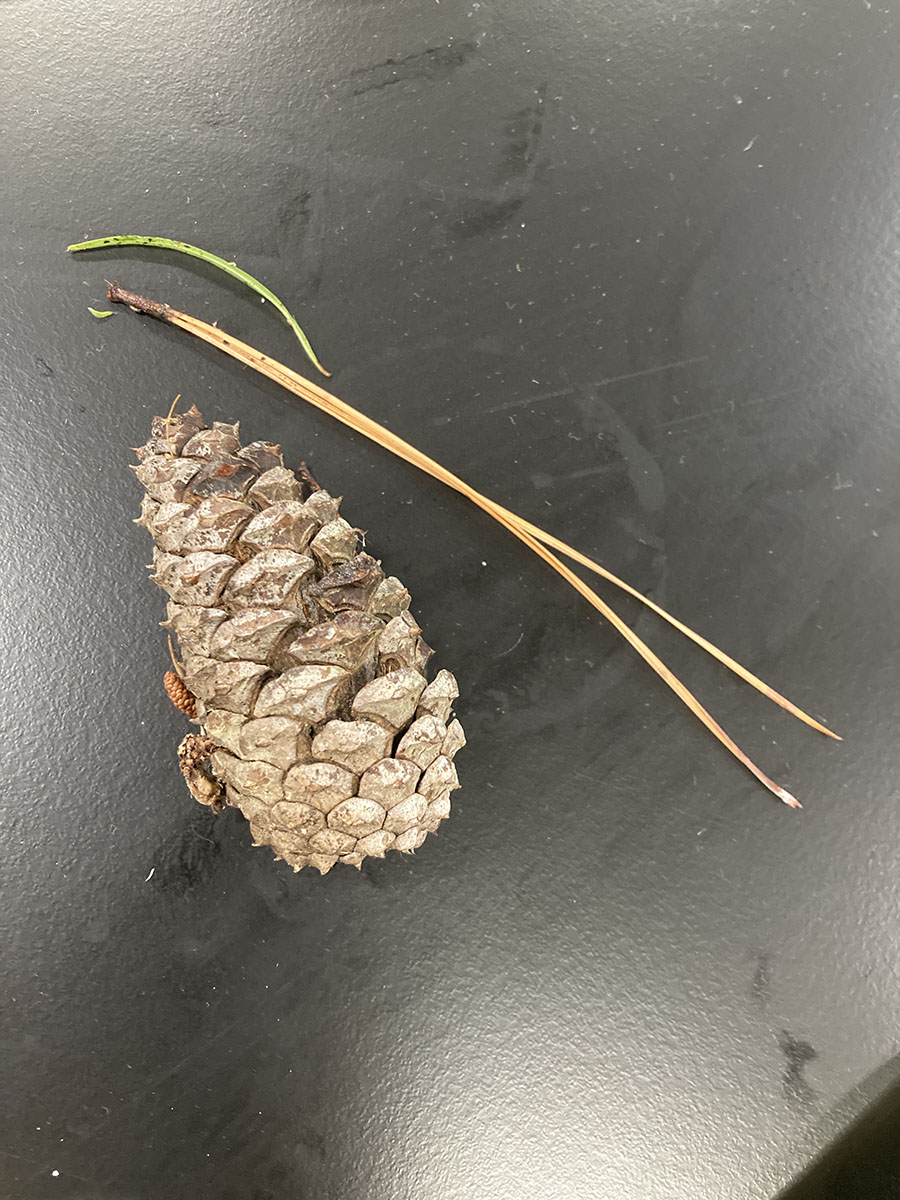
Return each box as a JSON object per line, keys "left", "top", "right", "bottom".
{"left": 134, "top": 406, "right": 463, "bottom": 873}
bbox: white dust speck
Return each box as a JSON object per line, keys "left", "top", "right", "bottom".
{"left": 743, "top": 135, "right": 759, "bottom": 152}
{"left": 145, "top": 867, "right": 155, "bottom": 882}
{"left": 51, "top": 1171, "right": 60, "bottom": 1178}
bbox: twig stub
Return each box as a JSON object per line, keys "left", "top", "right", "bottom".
{"left": 107, "top": 282, "right": 171, "bottom": 320}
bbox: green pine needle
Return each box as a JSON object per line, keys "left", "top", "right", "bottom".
{"left": 67, "top": 234, "right": 330, "bottom": 376}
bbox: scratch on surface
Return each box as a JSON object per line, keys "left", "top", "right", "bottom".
{"left": 751, "top": 951, "right": 772, "bottom": 1008}
{"left": 5, "top": 1151, "right": 52, "bottom": 1171}
{"left": 482, "top": 357, "right": 708, "bottom": 418}
{"left": 493, "top": 631, "right": 525, "bottom": 658}
{"left": 570, "top": 767, "right": 609, "bottom": 786}
{"left": 13, "top": 1150, "right": 95, "bottom": 1189}
{"left": 591, "top": 355, "right": 709, "bottom": 390}
{"left": 656, "top": 386, "right": 803, "bottom": 432}
{"left": 483, "top": 385, "right": 573, "bottom": 417}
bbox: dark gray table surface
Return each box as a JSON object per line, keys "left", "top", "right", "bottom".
{"left": 3, "top": 2, "right": 900, "bottom": 1197}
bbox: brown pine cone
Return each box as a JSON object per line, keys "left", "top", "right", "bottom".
{"left": 163, "top": 670, "right": 197, "bottom": 718}
{"left": 134, "top": 405, "right": 464, "bottom": 874}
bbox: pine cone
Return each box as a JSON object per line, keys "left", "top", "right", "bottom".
{"left": 133, "top": 405, "right": 464, "bottom": 873}
{"left": 163, "top": 669, "right": 197, "bottom": 718}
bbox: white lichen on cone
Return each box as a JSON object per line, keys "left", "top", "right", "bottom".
{"left": 134, "top": 405, "right": 463, "bottom": 873}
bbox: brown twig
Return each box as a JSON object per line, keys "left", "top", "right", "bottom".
{"left": 107, "top": 282, "right": 170, "bottom": 319}
{"left": 166, "top": 633, "right": 185, "bottom": 678}
{"left": 108, "top": 281, "right": 838, "bottom": 805}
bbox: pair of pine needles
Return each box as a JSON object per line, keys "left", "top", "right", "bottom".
{"left": 68, "top": 236, "right": 840, "bottom": 806}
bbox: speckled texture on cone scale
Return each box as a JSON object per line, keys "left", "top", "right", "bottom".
{"left": 133, "top": 405, "right": 463, "bottom": 873}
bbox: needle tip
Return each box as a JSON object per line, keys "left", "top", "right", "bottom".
{"left": 775, "top": 787, "right": 803, "bottom": 809}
